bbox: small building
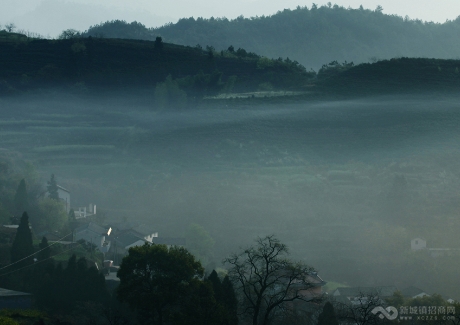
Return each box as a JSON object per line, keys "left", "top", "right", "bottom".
{"left": 0, "top": 288, "right": 32, "bottom": 309}
{"left": 57, "top": 185, "right": 70, "bottom": 213}
{"left": 108, "top": 231, "right": 148, "bottom": 257}
{"left": 298, "top": 271, "right": 327, "bottom": 300}
{"left": 110, "top": 221, "right": 157, "bottom": 242}
{"left": 332, "top": 286, "right": 399, "bottom": 305}
{"left": 152, "top": 237, "right": 186, "bottom": 248}
{"left": 74, "top": 204, "right": 97, "bottom": 219}
{"left": 401, "top": 286, "right": 430, "bottom": 298}
{"left": 411, "top": 238, "right": 427, "bottom": 250}
{"left": 74, "top": 222, "right": 111, "bottom": 253}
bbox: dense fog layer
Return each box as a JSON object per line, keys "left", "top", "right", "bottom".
{"left": 1, "top": 93, "right": 460, "bottom": 298}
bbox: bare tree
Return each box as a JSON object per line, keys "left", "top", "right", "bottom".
{"left": 5, "top": 23, "right": 16, "bottom": 32}
{"left": 334, "top": 292, "right": 391, "bottom": 325}
{"left": 224, "top": 235, "right": 323, "bottom": 325}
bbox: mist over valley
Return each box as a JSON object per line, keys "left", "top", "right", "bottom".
{"left": 2, "top": 92, "right": 460, "bottom": 298}
{"left": 1, "top": 4, "right": 460, "bottom": 323}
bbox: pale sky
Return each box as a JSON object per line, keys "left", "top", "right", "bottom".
{"left": 1, "top": 0, "right": 460, "bottom": 38}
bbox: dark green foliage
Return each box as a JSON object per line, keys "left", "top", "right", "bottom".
{"left": 58, "top": 29, "right": 81, "bottom": 40}
{"left": 35, "top": 254, "right": 109, "bottom": 313}
{"left": 175, "top": 280, "right": 225, "bottom": 325}
{"left": 385, "top": 291, "right": 406, "bottom": 308}
{"left": 202, "top": 271, "right": 239, "bottom": 325}
{"left": 0, "top": 36, "right": 310, "bottom": 95}
{"left": 154, "top": 75, "right": 188, "bottom": 109}
{"left": 318, "top": 58, "right": 460, "bottom": 95}
{"left": 207, "top": 270, "right": 223, "bottom": 301}
{"left": 117, "top": 243, "right": 204, "bottom": 325}
{"left": 154, "top": 36, "right": 163, "bottom": 51}
{"left": 317, "top": 61, "right": 354, "bottom": 80}
{"left": 86, "top": 20, "right": 152, "bottom": 40}
{"left": 10, "top": 212, "right": 34, "bottom": 267}
{"left": 68, "top": 208, "right": 76, "bottom": 221}
{"left": 47, "top": 174, "right": 59, "bottom": 201}
{"left": 38, "top": 237, "right": 50, "bottom": 261}
{"left": 222, "top": 275, "right": 238, "bottom": 325}
{"left": 318, "top": 302, "right": 338, "bottom": 325}
{"left": 13, "top": 179, "right": 28, "bottom": 217}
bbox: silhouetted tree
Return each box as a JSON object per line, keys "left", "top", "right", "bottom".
{"left": 69, "top": 208, "right": 76, "bottom": 221}
{"left": 58, "top": 29, "right": 80, "bottom": 39}
{"left": 208, "top": 270, "right": 223, "bottom": 301}
{"left": 177, "top": 280, "right": 225, "bottom": 325}
{"left": 47, "top": 174, "right": 59, "bottom": 201}
{"left": 154, "top": 36, "right": 163, "bottom": 51}
{"left": 14, "top": 178, "right": 28, "bottom": 218}
{"left": 334, "top": 292, "right": 387, "bottom": 325}
{"left": 36, "top": 254, "right": 109, "bottom": 312}
{"left": 38, "top": 236, "right": 50, "bottom": 261}
{"left": 117, "top": 243, "right": 204, "bottom": 325}
{"left": 10, "top": 212, "right": 34, "bottom": 267}
{"left": 5, "top": 23, "right": 16, "bottom": 33}
{"left": 204, "top": 271, "right": 239, "bottom": 325}
{"left": 318, "top": 302, "right": 339, "bottom": 325}
{"left": 224, "top": 235, "right": 321, "bottom": 325}
{"left": 222, "top": 275, "right": 238, "bottom": 325}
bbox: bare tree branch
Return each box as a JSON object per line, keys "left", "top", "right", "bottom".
{"left": 224, "top": 235, "right": 324, "bottom": 325}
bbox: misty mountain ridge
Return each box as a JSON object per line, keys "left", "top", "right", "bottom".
{"left": 83, "top": 5, "right": 460, "bottom": 70}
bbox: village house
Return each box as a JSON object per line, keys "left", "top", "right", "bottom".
{"left": 74, "top": 203, "right": 97, "bottom": 219}
{"left": 0, "top": 288, "right": 32, "bottom": 309}
{"left": 411, "top": 238, "right": 460, "bottom": 257}
{"left": 401, "top": 285, "right": 430, "bottom": 298}
{"left": 332, "top": 286, "right": 398, "bottom": 305}
{"left": 74, "top": 222, "right": 111, "bottom": 254}
{"left": 411, "top": 238, "right": 427, "bottom": 250}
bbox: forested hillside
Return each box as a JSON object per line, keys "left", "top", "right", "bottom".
{"left": 0, "top": 35, "right": 311, "bottom": 97}
{"left": 84, "top": 5, "right": 460, "bottom": 70}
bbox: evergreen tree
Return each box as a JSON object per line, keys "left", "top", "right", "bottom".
{"left": 69, "top": 208, "right": 76, "bottom": 221}
{"left": 36, "top": 255, "right": 109, "bottom": 312}
{"left": 38, "top": 237, "right": 51, "bottom": 261}
{"left": 318, "top": 302, "right": 338, "bottom": 325}
{"left": 10, "top": 212, "right": 34, "bottom": 267}
{"left": 222, "top": 275, "right": 238, "bottom": 325}
{"left": 14, "top": 179, "right": 28, "bottom": 217}
{"left": 207, "top": 270, "right": 223, "bottom": 302}
{"left": 47, "top": 174, "right": 59, "bottom": 201}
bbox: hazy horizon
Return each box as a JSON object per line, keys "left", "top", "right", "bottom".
{"left": 2, "top": 0, "right": 460, "bottom": 38}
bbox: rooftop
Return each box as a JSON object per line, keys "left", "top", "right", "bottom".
{"left": 0, "top": 288, "right": 31, "bottom": 297}
{"left": 333, "top": 286, "right": 398, "bottom": 297}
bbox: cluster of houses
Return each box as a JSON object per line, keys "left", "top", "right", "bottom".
{"left": 73, "top": 221, "right": 186, "bottom": 262}
{"left": 1, "top": 186, "right": 457, "bottom": 310}
{"left": 332, "top": 285, "right": 429, "bottom": 303}
{"left": 45, "top": 184, "right": 186, "bottom": 262}
{"left": 411, "top": 237, "right": 460, "bottom": 257}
